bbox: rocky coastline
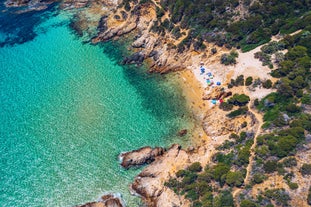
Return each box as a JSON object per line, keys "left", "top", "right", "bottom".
{"left": 119, "top": 146, "right": 165, "bottom": 169}
{"left": 6, "top": 0, "right": 309, "bottom": 207}
{"left": 76, "top": 193, "right": 126, "bottom": 207}
{"left": 3, "top": 1, "right": 255, "bottom": 206}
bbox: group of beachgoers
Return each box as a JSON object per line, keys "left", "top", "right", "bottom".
{"left": 199, "top": 66, "right": 223, "bottom": 105}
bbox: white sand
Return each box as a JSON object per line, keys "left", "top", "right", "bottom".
{"left": 188, "top": 44, "right": 276, "bottom": 102}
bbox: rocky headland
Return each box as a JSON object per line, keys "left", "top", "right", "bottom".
{"left": 76, "top": 193, "right": 125, "bottom": 207}
{"left": 119, "top": 146, "right": 165, "bottom": 169}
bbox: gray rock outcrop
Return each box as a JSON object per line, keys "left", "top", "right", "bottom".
{"left": 119, "top": 146, "right": 165, "bottom": 169}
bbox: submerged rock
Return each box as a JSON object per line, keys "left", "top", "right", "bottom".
{"left": 178, "top": 129, "right": 188, "bottom": 137}
{"left": 5, "top": 0, "right": 56, "bottom": 11}
{"left": 121, "top": 52, "right": 145, "bottom": 65}
{"left": 119, "top": 146, "right": 165, "bottom": 169}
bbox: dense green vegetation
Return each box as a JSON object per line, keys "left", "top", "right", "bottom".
{"left": 166, "top": 130, "right": 257, "bottom": 206}
{"left": 221, "top": 50, "right": 239, "bottom": 65}
{"left": 301, "top": 164, "right": 311, "bottom": 176}
{"left": 122, "top": 0, "right": 311, "bottom": 206}
{"left": 141, "top": 0, "right": 311, "bottom": 52}
{"left": 167, "top": 26, "right": 311, "bottom": 207}
{"left": 165, "top": 162, "right": 236, "bottom": 207}
{"left": 247, "top": 30, "right": 311, "bottom": 206}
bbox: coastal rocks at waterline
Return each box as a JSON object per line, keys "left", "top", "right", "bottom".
{"left": 5, "top": 0, "right": 56, "bottom": 11}
{"left": 76, "top": 193, "right": 125, "bottom": 207}
{"left": 121, "top": 52, "right": 145, "bottom": 65}
{"left": 130, "top": 144, "right": 192, "bottom": 207}
{"left": 119, "top": 146, "right": 165, "bottom": 169}
{"left": 92, "top": 14, "right": 138, "bottom": 43}
{"left": 5, "top": 0, "right": 90, "bottom": 10}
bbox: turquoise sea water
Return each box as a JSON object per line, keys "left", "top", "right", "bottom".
{"left": 0, "top": 6, "right": 192, "bottom": 207}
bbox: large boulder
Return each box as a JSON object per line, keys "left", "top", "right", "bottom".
{"left": 119, "top": 146, "right": 165, "bottom": 169}
{"left": 76, "top": 193, "right": 125, "bottom": 207}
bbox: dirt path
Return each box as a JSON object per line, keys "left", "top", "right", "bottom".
{"left": 243, "top": 86, "right": 263, "bottom": 184}
{"left": 233, "top": 85, "right": 263, "bottom": 202}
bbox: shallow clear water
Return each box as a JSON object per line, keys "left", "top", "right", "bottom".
{"left": 0, "top": 5, "right": 192, "bottom": 207}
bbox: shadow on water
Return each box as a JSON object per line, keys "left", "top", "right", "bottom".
{"left": 0, "top": 1, "right": 58, "bottom": 47}
{"left": 99, "top": 40, "right": 190, "bottom": 122}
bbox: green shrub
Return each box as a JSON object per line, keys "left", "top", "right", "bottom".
{"left": 229, "top": 133, "right": 239, "bottom": 139}
{"left": 164, "top": 178, "right": 179, "bottom": 188}
{"left": 214, "top": 190, "right": 234, "bottom": 207}
{"left": 219, "top": 102, "right": 234, "bottom": 111}
{"left": 213, "top": 163, "right": 230, "bottom": 182}
{"left": 241, "top": 121, "right": 248, "bottom": 128}
{"left": 301, "top": 164, "right": 311, "bottom": 176}
{"left": 282, "top": 157, "right": 297, "bottom": 167}
{"left": 302, "top": 94, "right": 311, "bottom": 104}
{"left": 181, "top": 172, "right": 198, "bottom": 185}
{"left": 221, "top": 50, "right": 239, "bottom": 65}
{"left": 264, "top": 160, "right": 277, "bottom": 173}
{"left": 211, "top": 47, "right": 217, "bottom": 54}
{"left": 201, "top": 192, "right": 213, "bottom": 206}
{"left": 197, "top": 172, "right": 213, "bottom": 183}
{"left": 228, "top": 94, "right": 250, "bottom": 106}
{"left": 253, "top": 173, "right": 265, "bottom": 184}
{"left": 240, "top": 131, "right": 247, "bottom": 140}
{"left": 308, "top": 186, "right": 311, "bottom": 205}
{"left": 226, "top": 171, "right": 244, "bottom": 187}
{"left": 227, "top": 107, "right": 248, "bottom": 118}
{"left": 187, "top": 162, "right": 202, "bottom": 172}
{"left": 285, "top": 104, "right": 301, "bottom": 113}
{"left": 245, "top": 76, "right": 253, "bottom": 86}
{"left": 176, "top": 169, "right": 189, "bottom": 177}
{"left": 240, "top": 199, "right": 258, "bottom": 207}
{"left": 236, "top": 75, "right": 245, "bottom": 86}
{"left": 275, "top": 135, "right": 298, "bottom": 158}
{"left": 287, "top": 182, "right": 298, "bottom": 190}
{"left": 214, "top": 152, "right": 234, "bottom": 165}
{"left": 185, "top": 189, "right": 199, "bottom": 201}
{"left": 262, "top": 79, "right": 273, "bottom": 88}
{"left": 264, "top": 189, "right": 290, "bottom": 206}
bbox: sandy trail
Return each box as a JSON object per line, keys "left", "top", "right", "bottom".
{"left": 232, "top": 85, "right": 263, "bottom": 202}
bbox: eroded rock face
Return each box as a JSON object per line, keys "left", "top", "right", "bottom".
{"left": 203, "top": 87, "right": 232, "bottom": 100}
{"left": 119, "top": 146, "right": 165, "bottom": 169}
{"left": 5, "top": 0, "right": 32, "bottom": 7}
{"left": 76, "top": 193, "right": 125, "bottom": 207}
{"left": 130, "top": 144, "right": 192, "bottom": 207}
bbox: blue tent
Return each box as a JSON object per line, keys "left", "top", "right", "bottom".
{"left": 211, "top": 100, "right": 217, "bottom": 104}
{"left": 200, "top": 68, "right": 205, "bottom": 73}
{"left": 207, "top": 72, "right": 212, "bottom": 76}
{"left": 216, "top": 82, "right": 221, "bottom": 85}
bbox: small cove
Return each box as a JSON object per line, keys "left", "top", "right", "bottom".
{"left": 0, "top": 6, "right": 194, "bottom": 207}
